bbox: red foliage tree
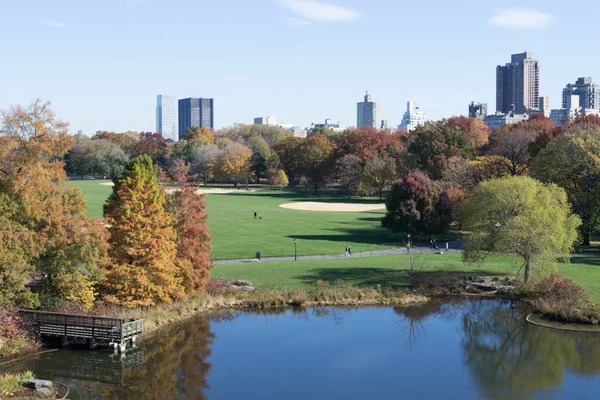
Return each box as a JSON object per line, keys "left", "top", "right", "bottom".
{"left": 166, "top": 187, "right": 213, "bottom": 295}
{"left": 339, "top": 127, "right": 403, "bottom": 163}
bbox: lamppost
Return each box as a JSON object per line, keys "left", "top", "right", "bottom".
{"left": 294, "top": 239, "right": 297, "bottom": 261}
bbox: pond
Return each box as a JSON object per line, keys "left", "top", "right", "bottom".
{"left": 4, "top": 300, "right": 600, "bottom": 399}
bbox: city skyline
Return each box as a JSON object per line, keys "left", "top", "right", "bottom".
{"left": 1, "top": 0, "right": 599, "bottom": 133}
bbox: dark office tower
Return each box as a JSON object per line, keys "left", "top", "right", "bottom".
{"left": 178, "top": 97, "right": 214, "bottom": 138}
{"left": 496, "top": 52, "right": 539, "bottom": 114}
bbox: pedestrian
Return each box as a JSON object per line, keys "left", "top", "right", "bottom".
{"left": 429, "top": 238, "right": 433, "bottom": 249}
{"left": 345, "top": 246, "right": 349, "bottom": 256}
{"left": 348, "top": 246, "right": 352, "bottom": 256}
{"left": 257, "top": 251, "right": 261, "bottom": 262}
{"left": 254, "top": 211, "right": 257, "bottom": 219}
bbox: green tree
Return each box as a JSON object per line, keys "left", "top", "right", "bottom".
{"left": 272, "top": 135, "right": 303, "bottom": 183}
{"left": 102, "top": 155, "right": 182, "bottom": 307}
{"left": 248, "top": 136, "right": 271, "bottom": 183}
{"left": 461, "top": 176, "right": 580, "bottom": 282}
{"left": 530, "top": 124, "right": 600, "bottom": 246}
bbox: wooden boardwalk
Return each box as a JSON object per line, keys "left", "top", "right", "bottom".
{"left": 21, "top": 310, "right": 144, "bottom": 352}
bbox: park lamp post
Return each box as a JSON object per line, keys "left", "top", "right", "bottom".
{"left": 294, "top": 239, "right": 297, "bottom": 261}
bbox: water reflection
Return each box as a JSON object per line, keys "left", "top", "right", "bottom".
{"left": 461, "top": 300, "right": 600, "bottom": 399}
{"left": 4, "top": 300, "right": 600, "bottom": 399}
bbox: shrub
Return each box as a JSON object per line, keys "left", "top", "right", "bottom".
{"left": 0, "top": 309, "right": 38, "bottom": 358}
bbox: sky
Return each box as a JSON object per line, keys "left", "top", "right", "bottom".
{"left": 1, "top": 0, "right": 599, "bottom": 134}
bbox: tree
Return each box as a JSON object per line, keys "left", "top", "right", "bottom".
{"left": 65, "top": 138, "right": 97, "bottom": 178}
{"left": 363, "top": 155, "right": 397, "bottom": 200}
{"left": 0, "top": 100, "right": 108, "bottom": 310}
{"left": 272, "top": 135, "right": 303, "bottom": 183}
{"left": 530, "top": 124, "right": 600, "bottom": 246}
{"left": 461, "top": 176, "right": 580, "bottom": 282}
{"left": 212, "top": 142, "right": 252, "bottom": 186}
{"left": 268, "top": 169, "right": 289, "bottom": 191}
{"left": 298, "top": 134, "right": 336, "bottom": 195}
{"left": 102, "top": 155, "right": 182, "bottom": 307}
{"left": 135, "top": 132, "right": 169, "bottom": 168}
{"left": 337, "top": 154, "right": 363, "bottom": 198}
{"left": 248, "top": 136, "right": 271, "bottom": 183}
{"left": 407, "top": 122, "right": 475, "bottom": 179}
{"left": 93, "top": 139, "right": 129, "bottom": 178}
{"left": 190, "top": 145, "right": 219, "bottom": 184}
{"left": 339, "top": 127, "right": 403, "bottom": 163}
{"left": 382, "top": 171, "right": 452, "bottom": 234}
{"left": 487, "top": 129, "right": 532, "bottom": 176}
{"left": 445, "top": 116, "right": 490, "bottom": 152}
{"left": 182, "top": 127, "right": 214, "bottom": 144}
{"left": 165, "top": 187, "right": 213, "bottom": 295}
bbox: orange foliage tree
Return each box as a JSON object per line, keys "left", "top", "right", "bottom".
{"left": 0, "top": 100, "right": 108, "bottom": 310}
{"left": 102, "top": 155, "right": 183, "bottom": 307}
{"left": 166, "top": 187, "right": 214, "bottom": 295}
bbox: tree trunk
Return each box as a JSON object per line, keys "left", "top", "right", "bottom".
{"left": 524, "top": 259, "right": 531, "bottom": 283}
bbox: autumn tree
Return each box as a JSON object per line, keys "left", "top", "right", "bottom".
{"left": 445, "top": 116, "right": 490, "bottom": 152}
{"left": 212, "top": 142, "right": 252, "bottom": 186}
{"left": 102, "top": 155, "right": 182, "bottom": 307}
{"left": 339, "top": 127, "right": 403, "bottom": 164}
{"left": 461, "top": 176, "right": 580, "bottom": 282}
{"left": 337, "top": 154, "right": 363, "bottom": 198}
{"left": 165, "top": 188, "right": 213, "bottom": 295}
{"left": 272, "top": 135, "right": 303, "bottom": 183}
{"left": 530, "top": 123, "right": 600, "bottom": 246}
{"left": 0, "top": 100, "right": 108, "bottom": 310}
{"left": 487, "top": 129, "right": 532, "bottom": 176}
{"left": 363, "top": 155, "right": 397, "bottom": 200}
{"left": 382, "top": 171, "right": 452, "bottom": 234}
{"left": 407, "top": 122, "right": 475, "bottom": 179}
{"left": 267, "top": 169, "right": 289, "bottom": 191}
{"left": 298, "top": 134, "right": 336, "bottom": 195}
{"left": 182, "top": 127, "right": 214, "bottom": 144}
{"left": 190, "top": 144, "right": 219, "bottom": 184}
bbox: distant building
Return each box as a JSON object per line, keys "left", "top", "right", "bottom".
{"left": 562, "top": 77, "right": 600, "bottom": 110}
{"left": 254, "top": 116, "right": 277, "bottom": 126}
{"left": 156, "top": 95, "right": 179, "bottom": 142}
{"left": 178, "top": 97, "right": 214, "bottom": 139}
{"left": 539, "top": 97, "right": 552, "bottom": 118}
{"left": 484, "top": 112, "right": 529, "bottom": 130}
{"left": 381, "top": 120, "right": 388, "bottom": 129}
{"left": 496, "top": 51, "right": 540, "bottom": 114}
{"left": 357, "top": 91, "right": 380, "bottom": 128}
{"left": 399, "top": 101, "right": 427, "bottom": 132}
{"left": 311, "top": 118, "right": 342, "bottom": 132}
{"left": 550, "top": 94, "right": 600, "bottom": 127}
{"left": 291, "top": 126, "right": 307, "bottom": 138}
{"left": 468, "top": 102, "right": 487, "bottom": 119}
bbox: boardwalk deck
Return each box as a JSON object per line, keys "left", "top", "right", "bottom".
{"left": 21, "top": 310, "right": 144, "bottom": 352}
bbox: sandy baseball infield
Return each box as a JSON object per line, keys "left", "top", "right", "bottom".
{"left": 100, "top": 182, "right": 249, "bottom": 195}
{"left": 279, "top": 202, "right": 386, "bottom": 212}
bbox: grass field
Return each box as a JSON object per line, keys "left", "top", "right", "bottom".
{"left": 213, "top": 253, "right": 600, "bottom": 303}
{"left": 68, "top": 180, "right": 451, "bottom": 260}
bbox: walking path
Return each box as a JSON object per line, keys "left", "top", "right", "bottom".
{"left": 215, "top": 243, "right": 462, "bottom": 265}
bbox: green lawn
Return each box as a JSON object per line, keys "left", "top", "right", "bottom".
{"left": 69, "top": 180, "right": 448, "bottom": 260}
{"left": 213, "top": 253, "right": 600, "bottom": 303}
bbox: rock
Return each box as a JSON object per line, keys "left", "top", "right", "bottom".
{"left": 241, "top": 286, "right": 256, "bottom": 292}
{"left": 23, "top": 379, "right": 53, "bottom": 390}
{"left": 233, "top": 280, "right": 253, "bottom": 287}
{"left": 35, "top": 387, "right": 53, "bottom": 397}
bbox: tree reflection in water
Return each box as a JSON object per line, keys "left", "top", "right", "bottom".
{"left": 460, "top": 300, "right": 600, "bottom": 399}
{"left": 393, "top": 300, "right": 462, "bottom": 347}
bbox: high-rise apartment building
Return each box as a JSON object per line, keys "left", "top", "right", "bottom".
{"left": 254, "top": 116, "right": 277, "bottom": 126}
{"left": 357, "top": 91, "right": 380, "bottom": 128}
{"left": 156, "top": 95, "right": 179, "bottom": 142}
{"left": 178, "top": 97, "right": 214, "bottom": 138}
{"left": 562, "top": 77, "right": 600, "bottom": 110}
{"left": 539, "top": 97, "right": 552, "bottom": 118}
{"left": 496, "top": 52, "right": 540, "bottom": 114}
{"left": 399, "top": 101, "right": 427, "bottom": 132}
{"left": 468, "top": 102, "right": 487, "bottom": 119}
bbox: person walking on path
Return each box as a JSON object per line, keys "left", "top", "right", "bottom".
{"left": 348, "top": 246, "right": 352, "bottom": 256}
{"left": 345, "top": 246, "right": 349, "bottom": 256}
{"left": 254, "top": 211, "right": 257, "bottom": 219}
{"left": 254, "top": 251, "right": 261, "bottom": 262}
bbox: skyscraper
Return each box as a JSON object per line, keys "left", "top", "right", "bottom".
{"left": 562, "top": 77, "right": 600, "bottom": 110}
{"left": 496, "top": 52, "right": 539, "bottom": 114}
{"left": 468, "top": 102, "right": 487, "bottom": 119}
{"left": 178, "top": 97, "right": 214, "bottom": 138}
{"left": 357, "top": 91, "right": 380, "bottom": 128}
{"left": 399, "top": 101, "right": 427, "bottom": 132}
{"left": 156, "top": 95, "right": 178, "bottom": 142}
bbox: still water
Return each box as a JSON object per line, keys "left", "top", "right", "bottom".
{"left": 4, "top": 300, "right": 600, "bottom": 399}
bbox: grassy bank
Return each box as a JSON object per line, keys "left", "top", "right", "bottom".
{"left": 66, "top": 180, "right": 456, "bottom": 260}
{"left": 0, "top": 371, "right": 34, "bottom": 398}
{"left": 212, "top": 254, "right": 600, "bottom": 303}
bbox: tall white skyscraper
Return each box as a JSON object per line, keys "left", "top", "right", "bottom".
{"left": 156, "top": 95, "right": 178, "bottom": 142}
{"left": 399, "top": 101, "right": 427, "bottom": 132}
{"left": 357, "top": 91, "right": 380, "bottom": 128}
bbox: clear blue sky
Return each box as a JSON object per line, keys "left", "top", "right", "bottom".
{"left": 1, "top": 0, "right": 599, "bottom": 134}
